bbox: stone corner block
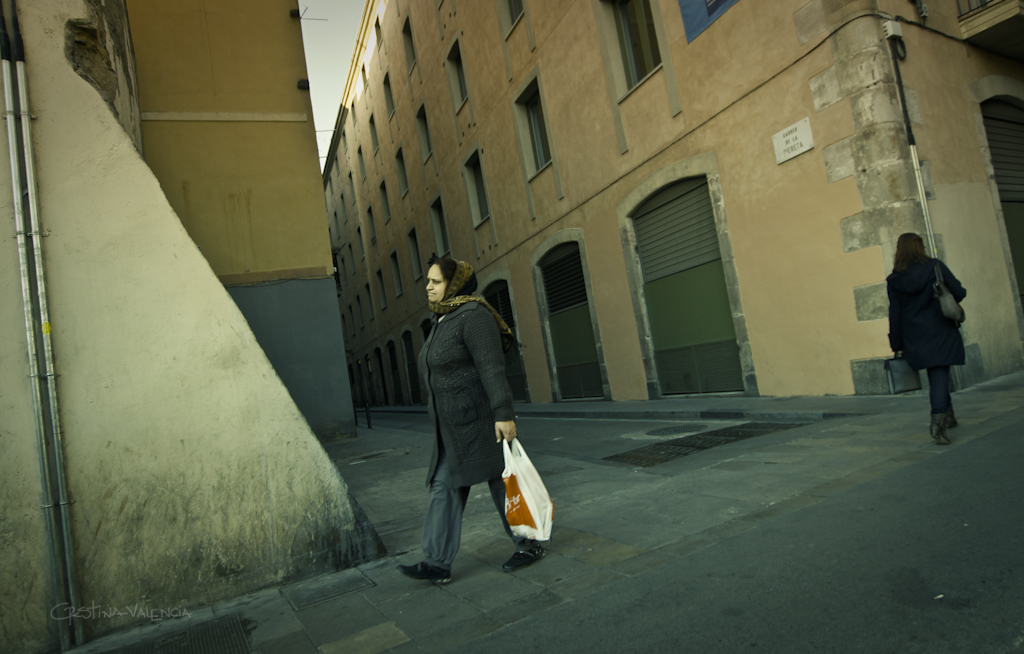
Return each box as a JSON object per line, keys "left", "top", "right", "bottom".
{"left": 823, "top": 136, "right": 855, "bottom": 183}
{"left": 795, "top": 0, "right": 827, "bottom": 45}
{"left": 853, "top": 282, "right": 888, "bottom": 321}
{"left": 810, "top": 66, "right": 843, "bottom": 113}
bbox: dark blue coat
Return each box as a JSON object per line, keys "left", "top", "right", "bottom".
{"left": 886, "top": 259, "right": 966, "bottom": 371}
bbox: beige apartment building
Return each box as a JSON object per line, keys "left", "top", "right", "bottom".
{"left": 323, "top": 0, "right": 1024, "bottom": 406}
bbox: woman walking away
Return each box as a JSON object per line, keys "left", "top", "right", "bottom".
{"left": 887, "top": 233, "right": 966, "bottom": 444}
{"left": 398, "top": 255, "right": 544, "bottom": 584}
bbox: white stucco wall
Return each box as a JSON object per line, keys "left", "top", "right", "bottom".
{"left": 0, "top": 2, "right": 380, "bottom": 651}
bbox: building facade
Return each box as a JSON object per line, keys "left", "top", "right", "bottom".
{"left": 127, "top": 0, "right": 355, "bottom": 437}
{"left": 323, "top": 0, "right": 1024, "bottom": 406}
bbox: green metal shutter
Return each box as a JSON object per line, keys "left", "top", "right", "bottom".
{"left": 633, "top": 178, "right": 743, "bottom": 394}
{"left": 539, "top": 243, "right": 602, "bottom": 399}
{"left": 634, "top": 178, "right": 719, "bottom": 283}
{"left": 483, "top": 281, "right": 529, "bottom": 402}
{"left": 984, "top": 100, "right": 1024, "bottom": 202}
{"left": 402, "top": 331, "right": 422, "bottom": 405}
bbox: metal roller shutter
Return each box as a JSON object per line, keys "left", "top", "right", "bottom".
{"left": 402, "top": 331, "right": 422, "bottom": 405}
{"left": 540, "top": 243, "right": 588, "bottom": 314}
{"left": 983, "top": 101, "right": 1024, "bottom": 202}
{"left": 634, "top": 178, "right": 719, "bottom": 283}
{"left": 483, "top": 281, "right": 529, "bottom": 402}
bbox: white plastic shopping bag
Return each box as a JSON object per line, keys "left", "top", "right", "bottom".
{"left": 502, "top": 439, "right": 554, "bottom": 541}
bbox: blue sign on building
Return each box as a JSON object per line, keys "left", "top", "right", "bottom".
{"left": 678, "top": 0, "right": 741, "bottom": 43}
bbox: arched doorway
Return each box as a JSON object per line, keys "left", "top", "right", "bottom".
{"left": 538, "top": 242, "right": 602, "bottom": 399}
{"left": 632, "top": 177, "right": 743, "bottom": 394}
{"left": 483, "top": 280, "right": 529, "bottom": 401}
{"left": 386, "top": 340, "right": 404, "bottom": 405}
{"left": 373, "top": 347, "right": 390, "bottom": 406}
{"left": 401, "top": 330, "right": 423, "bottom": 404}
{"left": 983, "top": 99, "right": 1024, "bottom": 305}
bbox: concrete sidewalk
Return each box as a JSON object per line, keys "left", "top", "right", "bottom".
{"left": 68, "top": 372, "right": 1024, "bottom": 654}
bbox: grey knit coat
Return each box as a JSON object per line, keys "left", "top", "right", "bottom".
{"left": 421, "top": 301, "right": 515, "bottom": 488}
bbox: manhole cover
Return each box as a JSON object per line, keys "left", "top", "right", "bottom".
{"left": 283, "top": 569, "right": 375, "bottom": 610}
{"left": 645, "top": 424, "right": 707, "bottom": 436}
{"left": 604, "top": 422, "right": 809, "bottom": 468}
{"left": 107, "top": 612, "right": 255, "bottom": 654}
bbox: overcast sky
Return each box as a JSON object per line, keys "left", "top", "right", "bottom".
{"left": 298, "top": 1, "right": 366, "bottom": 170}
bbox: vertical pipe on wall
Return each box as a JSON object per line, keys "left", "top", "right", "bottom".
{"left": 0, "top": 4, "right": 73, "bottom": 651}
{"left": 8, "top": 0, "right": 85, "bottom": 647}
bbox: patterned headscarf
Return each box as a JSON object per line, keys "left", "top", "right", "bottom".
{"left": 429, "top": 258, "right": 516, "bottom": 352}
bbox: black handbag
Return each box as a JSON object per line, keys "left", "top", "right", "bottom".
{"left": 933, "top": 262, "right": 965, "bottom": 326}
{"left": 884, "top": 356, "right": 921, "bottom": 394}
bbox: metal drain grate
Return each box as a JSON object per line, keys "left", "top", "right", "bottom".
{"left": 283, "top": 568, "right": 375, "bottom": 610}
{"left": 108, "top": 612, "right": 255, "bottom": 654}
{"left": 604, "top": 422, "right": 808, "bottom": 468}
{"left": 645, "top": 424, "right": 707, "bottom": 436}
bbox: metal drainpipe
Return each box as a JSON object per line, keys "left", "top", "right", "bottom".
{"left": 888, "top": 31, "right": 937, "bottom": 257}
{"left": 6, "top": 1, "right": 84, "bottom": 648}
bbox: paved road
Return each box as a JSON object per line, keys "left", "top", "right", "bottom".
{"left": 443, "top": 412, "right": 1024, "bottom": 654}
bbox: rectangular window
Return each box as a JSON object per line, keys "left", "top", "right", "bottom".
{"left": 351, "top": 102, "right": 357, "bottom": 123}
{"left": 402, "top": 18, "right": 417, "bottom": 72}
{"left": 614, "top": 0, "right": 662, "bottom": 89}
{"left": 518, "top": 81, "right": 551, "bottom": 172}
{"left": 339, "top": 254, "right": 347, "bottom": 280}
{"left": 361, "top": 65, "right": 368, "bottom": 88}
{"left": 376, "top": 269, "right": 388, "bottom": 309}
{"left": 339, "top": 195, "right": 348, "bottom": 222}
{"left": 367, "top": 207, "right": 377, "bottom": 243}
{"left": 464, "top": 151, "right": 490, "bottom": 227}
{"left": 408, "top": 228, "right": 423, "bottom": 279}
{"left": 348, "top": 172, "right": 355, "bottom": 201}
{"left": 366, "top": 282, "right": 375, "bottom": 318}
{"left": 447, "top": 42, "right": 469, "bottom": 107}
{"left": 383, "top": 74, "right": 395, "bottom": 116}
{"left": 341, "top": 128, "right": 348, "bottom": 151}
{"left": 379, "top": 182, "right": 392, "bottom": 223}
{"left": 395, "top": 148, "right": 409, "bottom": 195}
{"left": 369, "top": 115, "right": 379, "bottom": 152}
{"left": 357, "top": 227, "right": 365, "bottom": 258}
{"left": 416, "top": 106, "right": 433, "bottom": 161}
{"left": 358, "top": 147, "right": 366, "bottom": 179}
{"left": 348, "top": 243, "right": 355, "bottom": 270}
{"left": 509, "top": 0, "right": 523, "bottom": 23}
{"left": 430, "top": 198, "right": 451, "bottom": 256}
{"left": 390, "top": 252, "right": 404, "bottom": 297}
{"left": 375, "top": 19, "right": 383, "bottom": 48}
{"left": 348, "top": 305, "right": 355, "bottom": 332}
{"left": 356, "top": 296, "right": 364, "bottom": 327}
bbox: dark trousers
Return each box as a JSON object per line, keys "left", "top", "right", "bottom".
{"left": 421, "top": 442, "right": 536, "bottom": 571}
{"left": 927, "top": 365, "right": 951, "bottom": 415}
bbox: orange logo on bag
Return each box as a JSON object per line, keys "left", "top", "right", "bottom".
{"left": 504, "top": 475, "right": 537, "bottom": 529}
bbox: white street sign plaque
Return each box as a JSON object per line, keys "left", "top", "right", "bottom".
{"left": 772, "top": 118, "right": 814, "bottom": 164}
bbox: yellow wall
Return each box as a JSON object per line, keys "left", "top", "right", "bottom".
{"left": 128, "top": 0, "right": 332, "bottom": 282}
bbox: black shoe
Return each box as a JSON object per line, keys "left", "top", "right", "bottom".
{"left": 397, "top": 562, "right": 451, "bottom": 584}
{"left": 502, "top": 548, "right": 544, "bottom": 572}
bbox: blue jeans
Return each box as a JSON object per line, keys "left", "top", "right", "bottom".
{"left": 927, "top": 366, "right": 951, "bottom": 415}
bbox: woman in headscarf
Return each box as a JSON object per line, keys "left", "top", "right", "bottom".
{"left": 886, "top": 233, "right": 966, "bottom": 444}
{"left": 398, "top": 255, "right": 544, "bottom": 584}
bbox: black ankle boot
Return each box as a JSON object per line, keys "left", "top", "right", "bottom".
{"left": 930, "top": 413, "right": 950, "bottom": 444}
{"left": 945, "top": 406, "right": 958, "bottom": 429}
